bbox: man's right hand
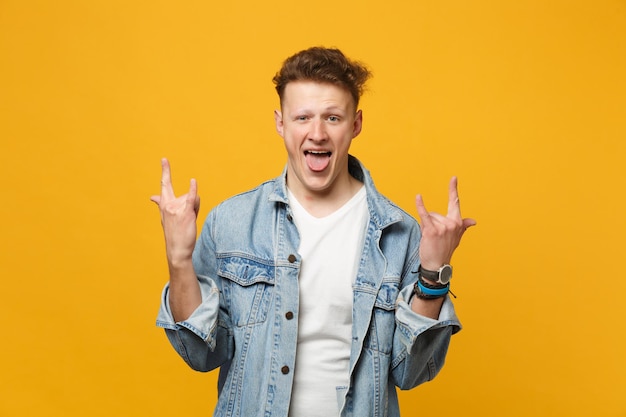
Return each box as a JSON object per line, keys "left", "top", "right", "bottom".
{"left": 150, "top": 158, "right": 201, "bottom": 268}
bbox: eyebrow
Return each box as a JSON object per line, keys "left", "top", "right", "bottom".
{"left": 323, "top": 106, "right": 347, "bottom": 113}
{"left": 290, "top": 105, "right": 348, "bottom": 114}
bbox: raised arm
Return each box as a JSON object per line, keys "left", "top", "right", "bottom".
{"left": 150, "top": 158, "right": 202, "bottom": 322}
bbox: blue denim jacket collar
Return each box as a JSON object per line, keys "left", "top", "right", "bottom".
{"left": 269, "top": 154, "right": 404, "bottom": 230}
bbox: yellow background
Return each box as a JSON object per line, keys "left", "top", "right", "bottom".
{"left": 1, "top": 1, "right": 624, "bottom": 416}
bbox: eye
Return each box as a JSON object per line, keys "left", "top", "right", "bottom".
{"left": 327, "top": 115, "right": 340, "bottom": 122}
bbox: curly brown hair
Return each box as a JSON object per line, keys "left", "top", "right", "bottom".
{"left": 272, "top": 47, "right": 371, "bottom": 108}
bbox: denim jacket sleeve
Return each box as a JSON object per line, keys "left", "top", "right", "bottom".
{"left": 391, "top": 286, "right": 461, "bottom": 390}
{"left": 155, "top": 210, "right": 234, "bottom": 372}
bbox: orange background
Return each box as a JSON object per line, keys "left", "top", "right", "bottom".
{"left": 1, "top": 1, "right": 625, "bottom": 416}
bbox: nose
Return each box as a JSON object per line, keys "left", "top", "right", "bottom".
{"left": 309, "top": 118, "right": 328, "bottom": 141}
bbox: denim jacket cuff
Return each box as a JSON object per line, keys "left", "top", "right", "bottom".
{"left": 155, "top": 275, "right": 221, "bottom": 348}
{"left": 395, "top": 285, "right": 462, "bottom": 347}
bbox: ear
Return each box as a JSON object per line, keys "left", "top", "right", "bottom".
{"left": 274, "top": 110, "right": 284, "bottom": 137}
{"left": 352, "top": 110, "right": 363, "bottom": 138}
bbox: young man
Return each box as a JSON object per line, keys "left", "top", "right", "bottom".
{"left": 151, "top": 47, "right": 475, "bottom": 417}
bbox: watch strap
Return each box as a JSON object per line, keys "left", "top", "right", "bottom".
{"left": 417, "top": 265, "right": 440, "bottom": 281}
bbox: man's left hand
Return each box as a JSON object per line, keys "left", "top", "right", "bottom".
{"left": 415, "top": 176, "right": 476, "bottom": 270}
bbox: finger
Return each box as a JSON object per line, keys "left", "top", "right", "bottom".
{"left": 447, "top": 176, "right": 461, "bottom": 218}
{"left": 160, "top": 158, "right": 175, "bottom": 199}
{"left": 415, "top": 194, "right": 433, "bottom": 228}
{"left": 150, "top": 195, "right": 161, "bottom": 205}
{"left": 187, "top": 178, "right": 200, "bottom": 215}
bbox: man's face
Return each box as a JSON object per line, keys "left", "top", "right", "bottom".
{"left": 274, "top": 81, "right": 362, "bottom": 198}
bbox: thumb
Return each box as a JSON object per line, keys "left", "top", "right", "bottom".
{"left": 462, "top": 217, "right": 477, "bottom": 229}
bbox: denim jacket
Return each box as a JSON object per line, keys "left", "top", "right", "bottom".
{"left": 156, "top": 156, "right": 461, "bottom": 417}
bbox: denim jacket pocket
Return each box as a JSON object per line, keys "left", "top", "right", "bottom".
{"left": 374, "top": 277, "right": 400, "bottom": 311}
{"left": 364, "top": 276, "right": 401, "bottom": 354}
{"left": 217, "top": 255, "right": 276, "bottom": 327}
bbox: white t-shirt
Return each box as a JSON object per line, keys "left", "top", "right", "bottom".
{"left": 287, "top": 186, "right": 369, "bottom": 417}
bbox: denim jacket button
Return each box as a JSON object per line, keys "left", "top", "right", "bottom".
{"left": 288, "top": 254, "right": 297, "bottom": 263}
{"left": 285, "top": 311, "right": 294, "bottom": 320}
{"left": 281, "top": 366, "right": 290, "bottom": 374}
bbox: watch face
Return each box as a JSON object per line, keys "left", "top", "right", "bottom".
{"left": 439, "top": 265, "right": 453, "bottom": 284}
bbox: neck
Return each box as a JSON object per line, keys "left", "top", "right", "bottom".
{"left": 287, "top": 173, "right": 362, "bottom": 218}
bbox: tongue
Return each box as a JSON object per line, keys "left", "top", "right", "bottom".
{"left": 306, "top": 153, "right": 331, "bottom": 172}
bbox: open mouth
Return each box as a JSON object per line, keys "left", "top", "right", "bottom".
{"left": 304, "top": 150, "right": 332, "bottom": 171}
{"left": 304, "top": 150, "right": 332, "bottom": 157}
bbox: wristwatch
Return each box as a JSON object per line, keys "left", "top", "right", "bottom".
{"left": 418, "top": 264, "right": 453, "bottom": 286}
